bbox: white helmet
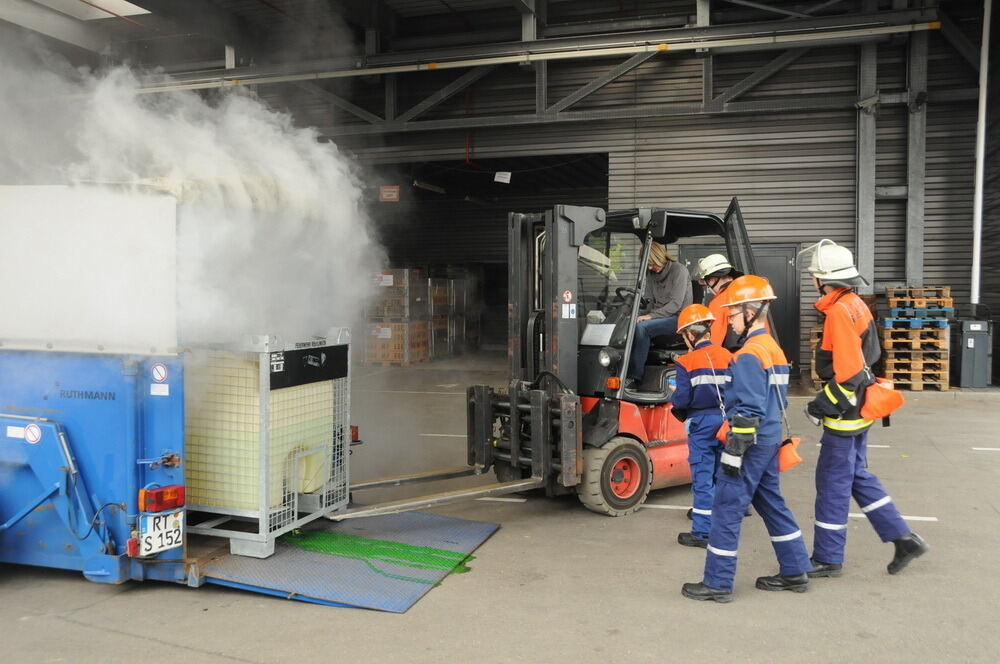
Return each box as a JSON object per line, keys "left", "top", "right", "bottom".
{"left": 803, "top": 239, "right": 869, "bottom": 286}
{"left": 695, "top": 253, "right": 733, "bottom": 281}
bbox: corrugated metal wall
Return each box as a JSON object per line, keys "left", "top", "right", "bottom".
{"left": 336, "top": 25, "right": 981, "bottom": 373}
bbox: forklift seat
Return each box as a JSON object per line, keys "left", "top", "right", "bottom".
{"left": 622, "top": 365, "right": 675, "bottom": 405}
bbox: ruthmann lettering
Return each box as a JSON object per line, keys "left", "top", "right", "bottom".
{"left": 60, "top": 390, "right": 116, "bottom": 401}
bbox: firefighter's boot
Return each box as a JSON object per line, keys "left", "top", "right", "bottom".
{"left": 887, "top": 532, "right": 928, "bottom": 575}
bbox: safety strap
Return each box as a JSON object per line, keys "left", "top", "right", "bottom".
{"left": 745, "top": 337, "right": 792, "bottom": 440}
{"left": 705, "top": 351, "right": 728, "bottom": 422}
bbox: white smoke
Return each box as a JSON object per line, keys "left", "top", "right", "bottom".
{"left": 0, "top": 35, "right": 382, "bottom": 346}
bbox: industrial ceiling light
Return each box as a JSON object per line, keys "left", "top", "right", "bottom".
{"left": 412, "top": 179, "right": 446, "bottom": 194}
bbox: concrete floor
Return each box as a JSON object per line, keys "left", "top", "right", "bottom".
{"left": 3, "top": 353, "right": 999, "bottom": 663}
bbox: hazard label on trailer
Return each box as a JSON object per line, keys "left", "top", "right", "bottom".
{"left": 24, "top": 423, "right": 42, "bottom": 444}
{"left": 562, "top": 289, "right": 574, "bottom": 303}
{"left": 151, "top": 363, "right": 168, "bottom": 383}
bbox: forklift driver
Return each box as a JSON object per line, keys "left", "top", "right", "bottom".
{"left": 625, "top": 242, "right": 692, "bottom": 387}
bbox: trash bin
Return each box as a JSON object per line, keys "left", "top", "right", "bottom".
{"left": 950, "top": 320, "right": 993, "bottom": 388}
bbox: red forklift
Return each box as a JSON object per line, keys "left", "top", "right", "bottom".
{"left": 339, "top": 199, "right": 757, "bottom": 520}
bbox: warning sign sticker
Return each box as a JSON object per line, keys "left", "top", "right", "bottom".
{"left": 562, "top": 289, "right": 574, "bottom": 303}
{"left": 24, "top": 423, "right": 42, "bottom": 444}
{"left": 151, "top": 363, "right": 168, "bottom": 383}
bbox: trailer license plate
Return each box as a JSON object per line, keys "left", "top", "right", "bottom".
{"left": 139, "top": 511, "right": 184, "bottom": 556}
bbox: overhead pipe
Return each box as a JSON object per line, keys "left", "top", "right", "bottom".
{"left": 971, "top": 0, "right": 993, "bottom": 308}
{"left": 134, "top": 21, "right": 940, "bottom": 94}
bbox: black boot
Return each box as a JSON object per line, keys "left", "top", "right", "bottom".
{"left": 681, "top": 582, "right": 733, "bottom": 603}
{"left": 677, "top": 532, "right": 708, "bottom": 548}
{"left": 887, "top": 532, "right": 928, "bottom": 575}
{"left": 807, "top": 559, "right": 843, "bottom": 578}
{"left": 755, "top": 573, "right": 809, "bottom": 593}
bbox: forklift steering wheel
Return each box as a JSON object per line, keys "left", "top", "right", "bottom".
{"left": 614, "top": 287, "right": 639, "bottom": 300}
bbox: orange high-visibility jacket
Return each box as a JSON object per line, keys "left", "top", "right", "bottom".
{"left": 814, "top": 288, "right": 881, "bottom": 434}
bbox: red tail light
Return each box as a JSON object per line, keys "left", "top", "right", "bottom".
{"left": 138, "top": 485, "right": 185, "bottom": 512}
{"left": 127, "top": 538, "right": 139, "bottom": 557}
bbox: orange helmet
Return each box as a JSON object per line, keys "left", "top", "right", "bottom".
{"left": 677, "top": 304, "right": 715, "bottom": 333}
{"left": 721, "top": 275, "right": 776, "bottom": 307}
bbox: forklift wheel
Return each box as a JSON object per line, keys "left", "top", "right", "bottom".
{"left": 577, "top": 437, "right": 652, "bottom": 516}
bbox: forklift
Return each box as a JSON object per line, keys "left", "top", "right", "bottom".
{"left": 342, "top": 198, "right": 757, "bottom": 519}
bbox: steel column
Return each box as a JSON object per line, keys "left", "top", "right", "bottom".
{"left": 698, "top": 0, "right": 713, "bottom": 106}
{"left": 855, "top": 38, "right": 877, "bottom": 293}
{"left": 905, "top": 30, "right": 928, "bottom": 285}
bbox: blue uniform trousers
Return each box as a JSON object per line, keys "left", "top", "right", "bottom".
{"left": 703, "top": 440, "right": 811, "bottom": 591}
{"left": 812, "top": 429, "right": 910, "bottom": 564}
{"left": 627, "top": 315, "right": 678, "bottom": 380}
{"left": 687, "top": 412, "right": 723, "bottom": 539}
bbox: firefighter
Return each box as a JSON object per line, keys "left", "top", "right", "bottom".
{"left": 695, "top": 253, "right": 743, "bottom": 348}
{"left": 804, "top": 240, "right": 928, "bottom": 577}
{"left": 682, "top": 275, "right": 812, "bottom": 603}
{"left": 671, "top": 304, "right": 733, "bottom": 548}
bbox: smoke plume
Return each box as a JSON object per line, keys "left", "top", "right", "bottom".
{"left": 0, "top": 34, "right": 382, "bottom": 347}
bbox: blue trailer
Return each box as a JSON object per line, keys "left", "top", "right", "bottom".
{"left": 0, "top": 186, "right": 359, "bottom": 601}
{"left": 0, "top": 351, "right": 188, "bottom": 584}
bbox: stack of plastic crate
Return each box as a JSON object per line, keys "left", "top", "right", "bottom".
{"left": 878, "top": 286, "right": 952, "bottom": 391}
{"left": 366, "top": 269, "right": 429, "bottom": 366}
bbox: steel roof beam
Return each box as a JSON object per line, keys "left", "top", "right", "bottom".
{"left": 319, "top": 88, "right": 977, "bottom": 137}
{"left": 160, "top": 7, "right": 937, "bottom": 84}
{"left": 707, "top": 47, "right": 809, "bottom": 110}
{"left": 294, "top": 83, "right": 382, "bottom": 124}
{"left": 547, "top": 51, "right": 658, "bottom": 113}
{"left": 396, "top": 65, "right": 498, "bottom": 123}
{"left": 511, "top": 0, "right": 535, "bottom": 14}
{"left": 938, "top": 11, "right": 980, "bottom": 73}
{"left": 720, "top": 0, "right": 810, "bottom": 19}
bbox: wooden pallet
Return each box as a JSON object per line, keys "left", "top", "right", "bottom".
{"left": 891, "top": 379, "right": 950, "bottom": 392}
{"left": 887, "top": 367, "right": 948, "bottom": 380}
{"left": 885, "top": 286, "right": 951, "bottom": 299}
{"left": 882, "top": 357, "right": 948, "bottom": 372}
{"left": 881, "top": 349, "right": 948, "bottom": 361}
{"left": 879, "top": 328, "right": 948, "bottom": 350}
{"left": 880, "top": 317, "right": 949, "bottom": 329}
{"left": 887, "top": 296, "right": 954, "bottom": 310}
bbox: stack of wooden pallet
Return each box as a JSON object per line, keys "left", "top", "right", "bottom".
{"left": 878, "top": 286, "right": 952, "bottom": 391}
{"left": 809, "top": 325, "right": 824, "bottom": 390}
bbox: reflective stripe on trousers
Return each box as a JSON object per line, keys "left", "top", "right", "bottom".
{"left": 687, "top": 413, "right": 723, "bottom": 538}
{"left": 812, "top": 429, "right": 910, "bottom": 564}
{"left": 703, "top": 440, "right": 811, "bottom": 591}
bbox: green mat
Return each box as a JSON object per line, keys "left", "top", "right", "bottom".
{"left": 282, "top": 530, "right": 474, "bottom": 585}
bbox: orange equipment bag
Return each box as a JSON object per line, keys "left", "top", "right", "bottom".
{"left": 778, "top": 437, "right": 803, "bottom": 472}
{"left": 715, "top": 420, "right": 730, "bottom": 444}
{"left": 860, "top": 377, "right": 905, "bottom": 420}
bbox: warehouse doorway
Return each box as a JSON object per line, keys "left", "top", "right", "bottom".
{"left": 369, "top": 153, "right": 609, "bottom": 354}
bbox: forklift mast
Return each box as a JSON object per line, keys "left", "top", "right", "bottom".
{"left": 507, "top": 205, "right": 607, "bottom": 392}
